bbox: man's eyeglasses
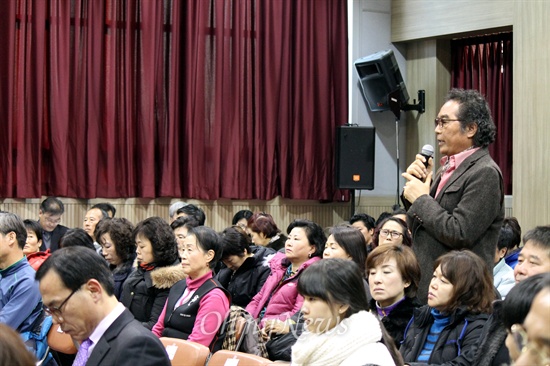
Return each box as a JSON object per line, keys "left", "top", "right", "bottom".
{"left": 434, "top": 117, "right": 461, "bottom": 129}
{"left": 44, "top": 288, "right": 80, "bottom": 318}
{"left": 510, "top": 324, "right": 550, "bottom": 365}
{"left": 379, "top": 229, "right": 403, "bottom": 239}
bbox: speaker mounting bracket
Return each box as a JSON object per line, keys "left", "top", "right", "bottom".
{"left": 401, "top": 90, "right": 425, "bottom": 113}
{"left": 389, "top": 89, "right": 425, "bottom": 119}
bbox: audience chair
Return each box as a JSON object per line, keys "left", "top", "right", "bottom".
{"left": 160, "top": 337, "right": 210, "bottom": 366}
{"left": 207, "top": 350, "right": 274, "bottom": 366}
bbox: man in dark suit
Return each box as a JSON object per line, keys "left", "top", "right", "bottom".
{"left": 38, "top": 197, "right": 69, "bottom": 252}
{"left": 36, "top": 247, "right": 170, "bottom": 366}
{"left": 402, "top": 89, "right": 504, "bottom": 302}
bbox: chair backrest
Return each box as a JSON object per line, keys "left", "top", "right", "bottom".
{"left": 160, "top": 337, "right": 211, "bottom": 366}
{"left": 47, "top": 324, "right": 77, "bottom": 354}
{"left": 207, "top": 350, "right": 274, "bottom": 366}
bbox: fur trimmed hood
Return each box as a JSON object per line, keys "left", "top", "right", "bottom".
{"left": 150, "top": 264, "right": 187, "bottom": 289}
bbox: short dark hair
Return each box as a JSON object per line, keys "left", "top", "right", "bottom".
{"left": 434, "top": 250, "right": 494, "bottom": 314}
{"left": 94, "top": 218, "right": 136, "bottom": 264}
{"left": 286, "top": 219, "right": 326, "bottom": 258}
{"left": 170, "top": 216, "right": 200, "bottom": 231}
{"left": 60, "top": 228, "right": 95, "bottom": 251}
{"left": 501, "top": 273, "right": 550, "bottom": 331}
{"left": 133, "top": 217, "right": 179, "bottom": 266}
{"left": 298, "top": 259, "right": 369, "bottom": 319}
{"left": 372, "top": 217, "right": 412, "bottom": 248}
{"left": 446, "top": 88, "right": 496, "bottom": 148}
{"left": 367, "top": 244, "right": 421, "bottom": 298}
{"left": 91, "top": 203, "right": 116, "bottom": 217}
{"left": 328, "top": 225, "right": 367, "bottom": 274}
{"left": 36, "top": 246, "right": 115, "bottom": 296}
{"left": 522, "top": 225, "right": 550, "bottom": 256}
{"left": 232, "top": 210, "right": 253, "bottom": 226}
{"left": 501, "top": 217, "right": 522, "bottom": 250}
{"left": 40, "top": 197, "right": 65, "bottom": 215}
{"left": 220, "top": 226, "right": 252, "bottom": 260}
{"left": 176, "top": 204, "right": 206, "bottom": 226}
{"left": 375, "top": 211, "right": 393, "bottom": 227}
{"left": 349, "top": 213, "right": 376, "bottom": 230}
{"left": 0, "top": 212, "right": 27, "bottom": 249}
{"left": 391, "top": 204, "right": 407, "bottom": 217}
{"left": 23, "top": 219, "right": 43, "bottom": 243}
{"left": 248, "top": 212, "right": 280, "bottom": 238}
{"left": 187, "top": 226, "right": 222, "bottom": 269}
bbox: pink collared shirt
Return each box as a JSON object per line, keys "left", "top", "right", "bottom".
{"left": 87, "top": 302, "right": 126, "bottom": 355}
{"left": 436, "top": 147, "right": 480, "bottom": 198}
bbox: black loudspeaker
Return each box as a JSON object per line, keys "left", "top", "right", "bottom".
{"left": 335, "top": 126, "right": 375, "bottom": 190}
{"left": 354, "top": 49, "right": 409, "bottom": 112}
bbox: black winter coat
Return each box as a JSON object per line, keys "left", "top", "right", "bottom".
{"left": 216, "top": 246, "right": 276, "bottom": 308}
{"left": 120, "top": 261, "right": 186, "bottom": 329}
{"left": 370, "top": 296, "right": 422, "bottom": 346}
{"left": 471, "top": 301, "right": 510, "bottom": 366}
{"left": 399, "top": 305, "right": 489, "bottom": 366}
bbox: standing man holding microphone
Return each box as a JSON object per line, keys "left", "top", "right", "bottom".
{"left": 401, "top": 88, "right": 504, "bottom": 303}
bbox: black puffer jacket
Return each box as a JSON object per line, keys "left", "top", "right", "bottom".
{"left": 399, "top": 305, "right": 489, "bottom": 366}
{"left": 370, "top": 296, "right": 422, "bottom": 345}
{"left": 471, "top": 301, "right": 510, "bottom": 366}
{"left": 120, "top": 260, "right": 186, "bottom": 329}
{"left": 216, "top": 246, "right": 276, "bottom": 308}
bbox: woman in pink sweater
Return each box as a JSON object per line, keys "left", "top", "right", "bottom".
{"left": 246, "top": 219, "right": 326, "bottom": 328}
{"left": 152, "top": 226, "right": 230, "bottom": 350}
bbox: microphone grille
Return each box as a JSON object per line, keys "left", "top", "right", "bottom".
{"left": 421, "top": 144, "right": 434, "bottom": 156}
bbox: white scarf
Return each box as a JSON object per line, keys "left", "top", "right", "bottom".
{"left": 291, "top": 310, "right": 386, "bottom": 366}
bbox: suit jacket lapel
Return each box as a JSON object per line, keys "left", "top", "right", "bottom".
{"left": 86, "top": 309, "right": 134, "bottom": 365}
{"left": 433, "top": 149, "right": 487, "bottom": 202}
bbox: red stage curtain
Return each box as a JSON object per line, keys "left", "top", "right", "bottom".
{"left": 0, "top": 0, "right": 348, "bottom": 200}
{"left": 451, "top": 33, "right": 513, "bottom": 195}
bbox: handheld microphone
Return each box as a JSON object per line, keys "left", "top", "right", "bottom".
{"left": 420, "top": 144, "right": 434, "bottom": 168}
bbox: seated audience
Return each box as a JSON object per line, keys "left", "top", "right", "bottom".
{"left": 472, "top": 273, "right": 550, "bottom": 366}
{"left": 168, "top": 201, "right": 187, "bottom": 223}
{"left": 23, "top": 219, "right": 50, "bottom": 270}
{"left": 349, "top": 213, "right": 376, "bottom": 253}
{"left": 367, "top": 244, "right": 422, "bottom": 345}
{"left": 37, "top": 196, "right": 69, "bottom": 252}
{"left": 92, "top": 202, "right": 117, "bottom": 218}
{"left": 400, "top": 250, "right": 494, "bottom": 365}
{"left": 291, "top": 259, "right": 401, "bottom": 366}
{"left": 323, "top": 224, "right": 368, "bottom": 275}
{"left": 373, "top": 217, "right": 412, "bottom": 248}
{"left": 514, "top": 225, "right": 550, "bottom": 283}
{"left": 152, "top": 226, "right": 230, "bottom": 350}
{"left": 494, "top": 223, "right": 516, "bottom": 299}
{"left": 95, "top": 218, "right": 137, "bottom": 300}
{"left": 216, "top": 226, "right": 276, "bottom": 308}
{"left": 246, "top": 219, "right": 325, "bottom": 327}
{"left": 174, "top": 203, "right": 206, "bottom": 226}
{"left": 502, "top": 217, "right": 522, "bottom": 268}
{"left": 392, "top": 204, "right": 408, "bottom": 222}
{"left": 0, "top": 212, "right": 43, "bottom": 339}
{"left": 0, "top": 323, "right": 36, "bottom": 366}
{"left": 121, "top": 217, "right": 185, "bottom": 329}
{"left": 37, "top": 247, "right": 170, "bottom": 365}
{"left": 171, "top": 216, "right": 200, "bottom": 247}
{"left": 512, "top": 280, "right": 550, "bottom": 366}
{"left": 232, "top": 209, "right": 253, "bottom": 230}
{"left": 59, "top": 228, "right": 96, "bottom": 252}
{"left": 83, "top": 207, "right": 109, "bottom": 253}
{"left": 247, "top": 212, "right": 287, "bottom": 251}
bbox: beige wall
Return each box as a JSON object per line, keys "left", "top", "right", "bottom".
{"left": 392, "top": 0, "right": 550, "bottom": 231}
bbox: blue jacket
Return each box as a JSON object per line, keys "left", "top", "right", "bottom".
{"left": 0, "top": 257, "right": 43, "bottom": 333}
